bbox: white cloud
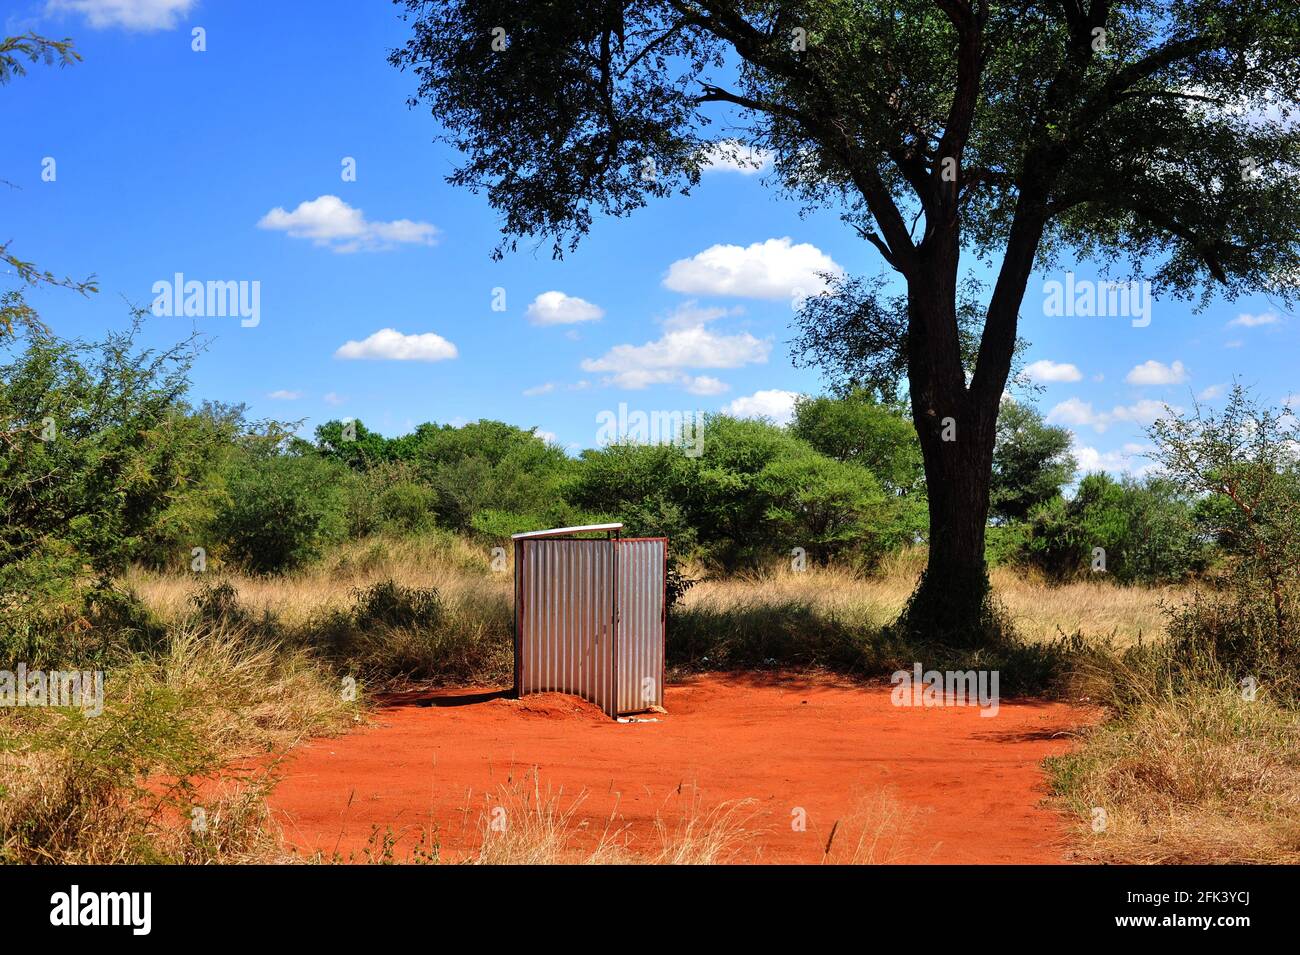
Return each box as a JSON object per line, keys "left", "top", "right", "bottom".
{"left": 267, "top": 389, "right": 302, "bottom": 400}
{"left": 685, "top": 375, "right": 729, "bottom": 396}
{"left": 1046, "top": 397, "right": 1101, "bottom": 428}
{"left": 582, "top": 325, "right": 768, "bottom": 388}
{"left": 1228, "top": 311, "right": 1280, "bottom": 328}
{"left": 523, "top": 382, "right": 556, "bottom": 397}
{"left": 725, "top": 389, "right": 801, "bottom": 426}
{"left": 1022, "top": 359, "right": 1083, "bottom": 383}
{"left": 335, "top": 328, "right": 458, "bottom": 362}
{"left": 46, "top": 0, "right": 195, "bottom": 31}
{"left": 323, "top": 392, "right": 345, "bottom": 406}
{"left": 1048, "top": 397, "right": 1179, "bottom": 433}
{"left": 663, "top": 237, "right": 843, "bottom": 300}
{"left": 699, "top": 140, "right": 773, "bottom": 175}
{"left": 526, "top": 291, "right": 604, "bottom": 326}
{"left": 532, "top": 428, "right": 558, "bottom": 445}
{"left": 1197, "top": 383, "right": 1226, "bottom": 401}
{"left": 1071, "top": 439, "right": 1155, "bottom": 477}
{"left": 257, "top": 195, "right": 438, "bottom": 253}
{"left": 1125, "top": 359, "right": 1187, "bottom": 385}
{"left": 1112, "top": 399, "right": 1179, "bottom": 425}
{"left": 660, "top": 300, "right": 743, "bottom": 331}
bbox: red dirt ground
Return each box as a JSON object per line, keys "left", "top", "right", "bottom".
{"left": 268, "top": 672, "right": 1096, "bottom": 864}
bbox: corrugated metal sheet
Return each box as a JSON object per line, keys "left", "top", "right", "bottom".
{"left": 616, "top": 538, "right": 666, "bottom": 714}
{"left": 516, "top": 539, "right": 616, "bottom": 717}
{"left": 514, "top": 534, "right": 666, "bottom": 719}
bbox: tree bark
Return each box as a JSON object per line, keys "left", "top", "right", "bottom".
{"left": 899, "top": 249, "right": 1007, "bottom": 646}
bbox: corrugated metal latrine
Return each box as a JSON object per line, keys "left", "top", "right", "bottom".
{"left": 616, "top": 538, "right": 666, "bottom": 714}
{"left": 513, "top": 525, "right": 666, "bottom": 719}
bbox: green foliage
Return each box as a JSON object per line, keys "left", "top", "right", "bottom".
{"left": 0, "top": 323, "right": 225, "bottom": 637}
{"left": 1021, "top": 473, "right": 1208, "bottom": 584}
{"left": 990, "top": 401, "right": 1077, "bottom": 522}
{"left": 373, "top": 481, "right": 440, "bottom": 534}
{"left": 215, "top": 451, "right": 348, "bottom": 574}
{"left": 570, "top": 414, "right": 912, "bottom": 570}
{"left": 758, "top": 450, "right": 893, "bottom": 565}
{"left": 393, "top": 1, "right": 1300, "bottom": 303}
{"left": 790, "top": 389, "right": 923, "bottom": 495}
{"left": 348, "top": 580, "right": 442, "bottom": 631}
{"left": 984, "top": 521, "right": 1031, "bottom": 568}
{"left": 314, "top": 417, "right": 575, "bottom": 536}
{"left": 567, "top": 441, "right": 699, "bottom": 547}
{"left": 1149, "top": 385, "right": 1300, "bottom": 697}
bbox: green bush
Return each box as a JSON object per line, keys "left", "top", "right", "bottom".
{"left": 0, "top": 324, "right": 230, "bottom": 622}
{"left": 374, "top": 481, "right": 439, "bottom": 533}
{"left": 984, "top": 521, "right": 1031, "bottom": 567}
{"left": 215, "top": 452, "right": 348, "bottom": 573}
{"left": 570, "top": 415, "right": 912, "bottom": 570}
{"left": 1147, "top": 386, "right": 1300, "bottom": 700}
{"left": 789, "top": 390, "right": 924, "bottom": 495}
{"left": 1020, "top": 473, "right": 1207, "bottom": 584}
{"left": 349, "top": 579, "right": 442, "bottom": 630}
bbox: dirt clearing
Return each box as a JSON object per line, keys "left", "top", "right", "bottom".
{"left": 268, "top": 672, "right": 1095, "bottom": 863}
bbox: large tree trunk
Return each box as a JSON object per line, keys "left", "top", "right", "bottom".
{"left": 906, "top": 394, "right": 1000, "bottom": 645}
{"left": 898, "top": 258, "right": 1007, "bottom": 646}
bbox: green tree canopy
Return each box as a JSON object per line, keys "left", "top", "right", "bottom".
{"left": 393, "top": 0, "right": 1300, "bottom": 643}
{"left": 790, "top": 389, "right": 924, "bottom": 495}
{"left": 990, "top": 400, "right": 1077, "bottom": 521}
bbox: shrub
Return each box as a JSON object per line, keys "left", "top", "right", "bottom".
{"left": 1020, "top": 473, "right": 1207, "bottom": 584}
{"left": 349, "top": 579, "right": 442, "bottom": 630}
{"left": 0, "top": 322, "right": 232, "bottom": 630}
{"left": 375, "top": 482, "right": 439, "bottom": 533}
{"left": 216, "top": 452, "right": 348, "bottom": 573}
{"left": 1146, "top": 385, "right": 1300, "bottom": 700}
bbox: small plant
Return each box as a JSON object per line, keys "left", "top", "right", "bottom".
{"left": 349, "top": 579, "right": 442, "bottom": 630}
{"left": 188, "top": 580, "right": 248, "bottom": 627}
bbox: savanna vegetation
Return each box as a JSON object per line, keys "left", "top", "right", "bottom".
{"left": 5, "top": 3, "right": 1300, "bottom": 864}
{"left": 3, "top": 311, "right": 1298, "bottom": 863}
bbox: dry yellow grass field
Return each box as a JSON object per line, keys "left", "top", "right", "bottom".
{"left": 20, "top": 534, "right": 1290, "bottom": 866}
{"left": 128, "top": 536, "right": 1176, "bottom": 648}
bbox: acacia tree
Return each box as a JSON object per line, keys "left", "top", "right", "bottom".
{"left": 2, "top": 32, "right": 95, "bottom": 340}
{"left": 391, "top": 1, "right": 1300, "bottom": 643}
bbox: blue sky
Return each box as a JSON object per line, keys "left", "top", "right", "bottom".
{"left": 5, "top": 0, "right": 1295, "bottom": 474}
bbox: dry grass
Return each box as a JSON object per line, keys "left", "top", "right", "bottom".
{"left": 0, "top": 621, "right": 357, "bottom": 864}
{"left": 641, "top": 787, "right": 762, "bottom": 864}
{"left": 684, "top": 550, "right": 1177, "bottom": 647}
{"left": 820, "top": 788, "right": 936, "bottom": 864}
{"left": 126, "top": 535, "right": 509, "bottom": 631}
{"left": 468, "top": 773, "right": 760, "bottom": 865}
{"left": 1049, "top": 683, "right": 1300, "bottom": 864}
{"left": 129, "top": 538, "right": 1172, "bottom": 652}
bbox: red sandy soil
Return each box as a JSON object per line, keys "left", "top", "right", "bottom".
{"left": 268, "top": 672, "right": 1097, "bottom": 864}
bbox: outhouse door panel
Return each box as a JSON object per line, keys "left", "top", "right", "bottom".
{"left": 615, "top": 538, "right": 667, "bottom": 714}
{"left": 517, "top": 539, "right": 617, "bottom": 718}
